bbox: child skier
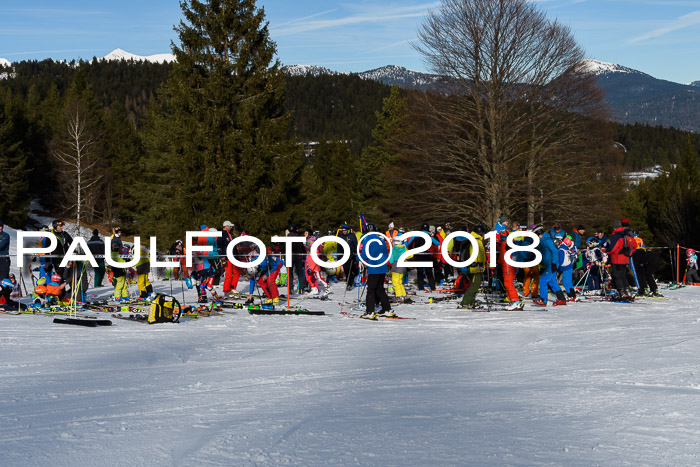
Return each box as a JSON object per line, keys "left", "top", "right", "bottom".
{"left": 558, "top": 236, "right": 579, "bottom": 301}
{"left": 686, "top": 249, "right": 700, "bottom": 284}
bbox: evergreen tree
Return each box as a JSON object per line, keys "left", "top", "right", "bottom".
{"left": 358, "top": 85, "right": 410, "bottom": 224}
{"left": 142, "top": 0, "right": 303, "bottom": 240}
{"left": 0, "top": 90, "right": 31, "bottom": 226}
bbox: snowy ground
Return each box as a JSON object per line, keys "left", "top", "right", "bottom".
{"left": 2, "top": 273, "right": 700, "bottom": 466}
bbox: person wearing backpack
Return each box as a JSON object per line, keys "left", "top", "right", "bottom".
{"left": 606, "top": 219, "right": 636, "bottom": 298}
{"left": 685, "top": 249, "right": 700, "bottom": 285}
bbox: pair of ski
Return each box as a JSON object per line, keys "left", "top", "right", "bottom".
{"left": 54, "top": 317, "right": 113, "bottom": 327}
{"left": 247, "top": 305, "right": 325, "bottom": 316}
{"left": 463, "top": 303, "right": 548, "bottom": 312}
{"left": 341, "top": 311, "right": 415, "bottom": 320}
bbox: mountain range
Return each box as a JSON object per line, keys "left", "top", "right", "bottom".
{"left": 1, "top": 50, "right": 698, "bottom": 132}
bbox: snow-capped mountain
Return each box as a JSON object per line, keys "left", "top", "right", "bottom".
{"left": 283, "top": 64, "right": 336, "bottom": 77}
{"left": 357, "top": 65, "right": 443, "bottom": 91}
{"left": 0, "top": 57, "right": 10, "bottom": 68}
{"left": 690, "top": 81, "right": 700, "bottom": 87}
{"left": 576, "top": 59, "right": 642, "bottom": 76}
{"left": 282, "top": 63, "right": 443, "bottom": 91}
{"left": 100, "top": 48, "right": 175, "bottom": 64}
{"left": 578, "top": 59, "right": 700, "bottom": 132}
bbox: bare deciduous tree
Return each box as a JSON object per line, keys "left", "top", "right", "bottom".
{"left": 52, "top": 105, "right": 102, "bottom": 235}
{"left": 392, "top": 0, "right": 611, "bottom": 227}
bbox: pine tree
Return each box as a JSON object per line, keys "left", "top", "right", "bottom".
{"left": 142, "top": 0, "right": 303, "bottom": 239}
{"left": 0, "top": 90, "right": 31, "bottom": 227}
{"left": 358, "top": 85, "right": 409, "bottom": 224}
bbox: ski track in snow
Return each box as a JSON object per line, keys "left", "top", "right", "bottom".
{"left": 2, "top": 270, "right": 700, "bottom": 465}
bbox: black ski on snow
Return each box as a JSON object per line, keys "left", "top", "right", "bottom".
{"left": 53, "top": 317, "right": 113, "bottom": 327}
{"left": 247, "top": 307, "right": 325, "bottom": 316}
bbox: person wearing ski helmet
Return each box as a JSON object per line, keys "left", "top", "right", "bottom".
{"left": 338, "top": 223, "right": 359, "bottom": 290}
{"left": 257, "top": 252, "right": 284, "bottom": 306}
{"left": 584, "top": 237, "right": 605, "bottom": 291}
{"left": 0, "top": 220, "right": 10, "bottom": 281}
{"left": 633, "top": 235, "right": 662, "bottom": 297}
{"left": 110, "top": 227, "right": 128, "bottom": 301}
{"left": 606, "top": 219, "right": 635, "bottom": 298}
{"left": 7, "top": 273, "right": 20, "bottom": 299}
{"left": 50, "top": 220, "right": 73, "bottom": 278}
{"left": 358, "top": 223, "right": 393, "bottom": 319}
{"left": 497, "top": 220, "right": 522, "bottom": 310}
{"left": 686, "top": 249, "right": 700, "bottom": 284}
{"left": 87, "top": 229, "right": 106, "bottom": 288}
{"left": 558, "top": 236, "right": 578, "bottom": 301}
{"left": 0, "top": 277, "right": 27, "bottom": 310}
{"left": 533, "top": 227, "right": 568, "bottom": 307}
{"left": 388, "top": 235, "right": 412, "bottom": 304}
{"left": 408, "top": 222, "right": 440, "bottom": 291}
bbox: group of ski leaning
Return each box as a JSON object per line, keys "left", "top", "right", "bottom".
{"left": 6, "top": 216, "right": 700, "bottom": 315}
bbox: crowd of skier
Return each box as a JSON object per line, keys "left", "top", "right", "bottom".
{"left": 2, "top": 215, "right": 700, "bottom": 318}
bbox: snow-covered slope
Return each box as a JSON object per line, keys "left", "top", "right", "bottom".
{"left": 283, "top": 64, "right": 335, "bottom": 77}
{"left": 577, "top": 59, "right": 644, "bottom": 76}
{"left": 1, "top": 278, "right": 699, "bottom": 465}
{"left": 357, "top": 65, "right": 443, "bottom": 91}
{"left": 101, "top": 48, "right": 175, "bottom": 64}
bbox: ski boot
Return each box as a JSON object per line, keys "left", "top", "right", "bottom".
{"left": 505, "top": 301, "right": 525, "bottom": 311}
{"left": 360, "top": 311, "right": 377, "bottom": 320}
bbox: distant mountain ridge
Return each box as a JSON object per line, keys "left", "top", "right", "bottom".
{"left": 101, "top": 48, "right": 175, "bottom": 64}
{"left": 3, "top": 50, "right": 699, "bottom": 131}
{"left": 284, "top": 58, "right": 700, "bottom": 132}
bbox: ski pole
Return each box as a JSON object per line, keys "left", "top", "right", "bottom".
{"left": 629, "top": 257, "right": 640, "bottom": 289}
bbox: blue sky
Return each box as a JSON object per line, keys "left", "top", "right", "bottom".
{"left": 1, "top": 0, "right": 699, "bottom": 84}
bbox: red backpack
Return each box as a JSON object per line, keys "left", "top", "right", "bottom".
{"left": 620, "top": 234, "right": 637, "bottom": 257}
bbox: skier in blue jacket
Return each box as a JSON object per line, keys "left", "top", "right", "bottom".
{"left": 358, "top": 224, "right": 392, "bottom": 319}
{"left": 533, "top": 228, "right": 567, "bottom": 307}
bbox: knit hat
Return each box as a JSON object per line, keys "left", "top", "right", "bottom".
{"left": 92, "top": 229, "right": 99, "bottom": 236}
{"left": 578, "top": 225, "right": 586, "bottom": 231}
{"left": 621, "top": 218, "right": 629, "bottom": 227}
{"left": 429, "top": 225, "right": 436, "bottom": 233}
{"left": 498, "top": 216, "right": 509, "bottom": 223}
{"left": 612, "top": 219, "right": 622, "bottom": 229}
{"left": 388, "top": 222, "right": 395, "bottom": 229}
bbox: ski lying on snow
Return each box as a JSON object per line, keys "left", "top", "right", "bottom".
{"left": 111, "top": 313, "right": 148, "bottom": 322}
{"left": 53, "top": 317, "right": 113, "bottom": 327}
{"left": 340, "top": 311, "right": 414, "bottom": 320}
{"left": 247, "top": 307, "right": 325, "bottom": 316}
